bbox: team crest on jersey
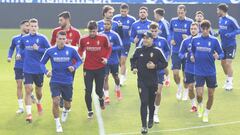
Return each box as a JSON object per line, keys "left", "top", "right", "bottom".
{"left": 208, "top": 42, "right": 211, "bottom": 47}
{"left": 147, "top": 25, "right": 150, "bottom": 29}
{"left": 97, "top": 40, "right": 100, "bottom": 45}
{"left": 225, "top": 21, "right": 228, "bottom": 24}
{"left": 87, "top": 42, "right": 90, "bottom": 45}
{"left": 184, "top": 24, "right": 187, "bottom": 28}
{"left": 174, "top": 24, "right": 177, "bottom": 27}
{"left": 127, "top": 20, "right": 130, "bottom": 24}
{"left": 26, "top": 40, "right": 29, "bottom": 43}
{"left": 150, "top": 52, "right": 154, "bottom": 58}
{"left": 197, "top": 42, "right": 200, "bottom": 45}
{"left": 158, "top": 42, "right": 161, "bottom": 47}
{"left": 36, "top": 38, "right": 39, "bottom": 43}
{"left": 137, "top": 26, "right": 140, "bottom": 29}
{"left": 17, "top": 40, "right": 20, "bottom": 43}
{"left": 109, "top": 36, "right": 112, "bottom": 40}
{"left": 69, "top": 33, "right": 72, "bottom": 37}
{"left": 54, "top": 52, "right": 58, "bottom": 55}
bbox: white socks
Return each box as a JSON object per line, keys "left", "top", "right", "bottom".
{"left": 177, "top": 84, "right": 182, "bottom": 93}
{"left": 204, "top": 108, "right": 210, "bottom": 116}
{"left": 191, "top": 98, "right": 196, "bottom": 107}
{"left": 18, "top": 99, "right": 24, "bottom": 109}
{"left": 154, "top": 105, "right": 160, "bottom": 115}
{"left": 104, "top": 90, "right": 109, "bottom": 97}
{"left": 115, "top": 85, "right": 120, "bottom": 91}
{"left": 55, "top": 117, "right": 61, "bottom": 126}
{"left": 26, "top": 105, "right": 32, "bottom": 115}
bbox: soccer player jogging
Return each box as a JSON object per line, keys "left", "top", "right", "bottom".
{"left": 50, "top": 11, "right": 81, "bottom": 109}
{"left": 130, "top": 32, "right": 168, "bottom": 134}
{"left": 130, "top": 6, "right": 152, "bottom": 47}
{"left": 112, "top": 3, "right": 136, "bottom": 86}
{"left": 153, "top": 8, "right": 171, "bottom": 87}
{"left": 191, "top": 20, "right": 224, "bottom": 122}
{"left": 40, "top": 31, "right": 82, "bottom": 133}
{"left": 101, "top": 19, "right": 123, "bottom": 104}
{"left": 179, "top": 22, "right": 199, "bottom": 113}
{"left": 78, "top": 21, "right": 112, "bottom": 119}
{"left": 169, "top": 5, "right": 193, "bottom": 100}
{"left": 7, "top": 20, "right": 29, "bottom": 114}
{"left": 195, "top": 11, "right": 215, "bottom": 35}
{"left": 217, "top": 3, "right": 240, "bottom": 91}
{"left": 17, "top": 18, "right": 50, "bottom": 122}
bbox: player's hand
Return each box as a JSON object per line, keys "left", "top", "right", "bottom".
{"left": 146, "top": 61, "right": 156, "bottom": 69}
{"left": 16, "top": 54, "right": 21, "bottom": 60}
{"left": 46, "top": 71, "right": 52, "bottom": 78}
{"left": 213, "top": 52, "right": 219, "bottom": 60}
{"left": 182, "top": 34, "right": 188, "bottom": 39}
{"left": 190, "top": 55, "right": 195, "bottom": 62}
{"left": 7, "top": 58, "right": 11, "bottom": 63}
{"left": 68, "top": 66, "right": 75, "bottom": 72}
{"left": 170, "top": 40, "right": 176, "bottom": 46}
{"left": 134, "top": 37, "right": 139, "bottom": 44}
{"left": 101, "top": 57, "right": 108, "bottom": 65}
{"left": 132, "top": 68, "right": 138, "bottom": 74}
{"left": 213, "top": 32, "right": 219, "bottom": 37}
{"left": 33, "top": 44, "right": 39, "bottom": 50}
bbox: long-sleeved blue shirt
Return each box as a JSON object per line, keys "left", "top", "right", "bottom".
{"left": 113, "top": 14, "right": 136, "bottom": 46}
{"left": 170, "top": 17, "right": 193, "bottom": 53}
{"left": 8, "top": 34, "right": 24, "bottom": 69}
{"left": 218, "top": 14, "right": 240, "bottom": 49}
{"left": 157, "top": 18, "right": 170, "bottom": 40}
{"left": 130, "top": 19, "right": 152, "bottom": 47}
{"left": 19, "top": 33, "right": 50, "bottom": 74}
{"left": 100, "top": 30, "right": 123, "bottom": 65}
{"left": 179, "top": 35, "right": 195, "bottom": 74}
{"left": 40, "top": 45, "right": 82, "bottom": 84}
{"left": 191, "top": 35, "right": 224, "bottom": 76}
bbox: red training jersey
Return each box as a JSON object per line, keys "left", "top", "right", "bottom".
{"left": 51, "top": 26, "right": 81, "bottom": 46}
{"left": 78, "top": 34, "right": 112, "bottom": 70}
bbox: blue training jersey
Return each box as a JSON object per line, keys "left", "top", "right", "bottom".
{"left": 157, "top": 18, "right": 170, "bottom": 40}
{"left": 170, "top": 17, "right": 193, "bottom": 53}
{"left": 179, "top": 35, "right": 195, "bottom": 74}
{"left": 100, "top": 30, "right": 123, "bottom": 65}
{"left": 130, "top": 19, "right": 152, "bottom": 47}
{"left": 218, "top": 14, "right": 240, "bottom": 49}
{"left": 113, "top": 14, "right": 136, "bottom": 46}
{"left": 19, "top": 33, "right": 50, "bottom": 74}
{"left": 191, "top": 35, "right": 224, "bottom": 76}
{"left": 97, "top": 19, "right": 119, "bottom": 32}
{"left": 40, "top": 45, "right": 82, "bottom": 84}
{"left": 8, "top": 34, "right": 24, "bottom": 69}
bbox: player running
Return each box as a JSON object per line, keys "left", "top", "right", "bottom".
{"left": 41, "top": 31, "right": 82, "bottom": 133}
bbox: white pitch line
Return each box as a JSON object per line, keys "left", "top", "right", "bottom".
{"left": 93, "top": 85, "right": 106, "bottom": 135}
{"left": 107, "top": 120, "right": 240, "bottom": 135}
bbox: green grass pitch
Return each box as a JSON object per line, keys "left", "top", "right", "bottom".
{"left": 0, "top": 29, "right": 239, "bottom": 135}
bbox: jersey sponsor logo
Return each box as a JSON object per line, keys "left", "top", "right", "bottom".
{"left": 219, "top": 25, "right": 228, "bottom": 30}
{"left": 86, "top": 46, "right": 101, "bottom": 51}
{"left": 25, "top": 46, "right": 34, "bottom": 50}
{"left": 173, "top": 28, "right": 188, "bottom": 33}
{"left": 53, "top": 57, "right": 71, "bottom": 62}
{"left": 196, "top": 46, "right": 211, "bottom": 52}
{"left": 137, "top": 29, "right": 148, "bottom": 34}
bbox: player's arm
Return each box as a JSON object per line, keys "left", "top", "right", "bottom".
{"left": 103, "top": 36, "right": 112, "bottom": 59}
{"left": 163, "top": 39, "right": 171, "bottom": 60}
{"left": 214, "top": 39, "right": 224, "bottom": 60}
{"left": 169, "top": 20, "right": 175, "bottom": 45}
{"left": 225, "top": 19, "right": 240, "bottom": 37}
{"left": 16, "top": 38, "right": 25, "bottom": 60}
{"left": 40, "top": 49, "right": 50, "bottom": 76}
{"left": 178, "top": 39, "right": 187, "bottom": 59}
{"left": 117, "top": 22, "right": 123, "bottom": 39}
{"left": 112, "top": 34, "right": 123, "bottom": 51}
{"left": 7, "top": 38, "right": 16, "bottom": 62}
{"left": 36, "top": 37, "right": 50, "bottom": 53}
{"left": 190, "top": 39, "right": 196, "bottom": 62}
{"left": 156, "top": 48, "right": 168, "bottom": 70}
{"left": 75, "top": 31, "right": 81, "bottom": 47}
{"left": 50, "top": 30, "right": 57, "bottom": 46}
{"left": 78, "top": 38, "right": 85, "bottom": 57}
{"left": 71, "top": 49, "right": 83, "bottom": 71}
{"left": 130, "top": 48, "right": 140, "bottom": 71}
{"left": 130, "top": 24, "right": 137, "bottom": 43}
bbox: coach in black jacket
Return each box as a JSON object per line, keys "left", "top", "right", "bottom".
{"left": 130, "top": 31, "right": 168, "bottom": 134}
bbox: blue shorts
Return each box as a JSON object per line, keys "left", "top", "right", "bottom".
{"left": 121, "top": 45, "right": 131, "bottom": 57}
{"left": 223, "top": 46, "right": 236, "bottom": 59}
{"left": 184, "top": 72, "right": 195, "bottom": 84}
{"left": 105, "top": 64, "right": 119, "bottom": 76}
{"left": 157, "top": 72, "right": 165, "bottom": 84}
{"left": 50, "top": 82, "right": 73, "bottom": 101}
{"left": 195, "top": 75, "right": 217, "bottom": 88}
{"left": 171, "top": 53, "right": 185, "bottom": 71}
{"left": 24, "top": 73, "right": 44, "bottom": 87}
{"left": 14, "top": 68, "right": 24, "bottom": 80}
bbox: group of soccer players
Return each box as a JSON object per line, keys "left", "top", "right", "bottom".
{"left": 7, "top": 2, "right": 240, "bottom": 134}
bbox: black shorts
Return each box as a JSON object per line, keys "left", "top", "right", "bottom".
{"left": 223, "top": 46, "right": 236, "bottom": 59}
{"left": 24, "top": 73, "right": 44, "bottom": 87}
{"left": 50, "top": 82, "right": 73, "bottom": 102}
{"left": 14, "top": 68, "right": 24, "bottom": 80}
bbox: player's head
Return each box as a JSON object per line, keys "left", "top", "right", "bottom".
{"left": 29, "top": 18, "right": 39, "bottom": 34}
{"left": 142, "top": 31, "right": 153, "bottom": 47}
{"left": 104, "top": 19, "right": 112, "bottom": 31}
{"left": 200, "top": 20, "right": 211, "bottom": 36}
{"left": 120, "top": 3, "right": 129, "bottom": 17}
{"left": 149, "top": 22, "right": 159, "bottom": 38}
{"left": 190, "top": 22, "right": 199, "bottom": 36}
{"left": 102, "top": 5, "right": 115, "bottom": 19}
{"left": 58, "top": 11, "right": 71, "bottom": 29}
{"left": 154, "top": 8, "right": 165, "bottom": 21}
{"left": 177, "top": 5, "right": 186, "bottom": 19}
{"left": 195, "top": 11, "right": 204, "bottom": 23}
{"left": 217, "top": 3, "right": 228, "bottom": 17}
{"left": 20, "top": 19, "right": 30, "bottom": 34}
{"left": 87, "top": 20, "right": 98, "bottom": 38}
{"left": 139, "top": 6, "right": 148, "bottom": 20}
{"left": 56, "top": 30, "right": 67, "bottom": 48}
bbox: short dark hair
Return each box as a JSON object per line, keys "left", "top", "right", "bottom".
{"left": 195, "top": 11, "right": 204, "bottom": 16}
{"left": 104, "top": 19, "right": 112, "bottom": 24}
{"left": 57, "top": 30, "right": 67, "bottom": 36}
{"left": 20, "top": 19, "right": 29, "bottom": 25}
{"left": 218, "top": 3, "right": 228, "bottom": 13}
{"left": 87, "top": 20, "right": 98, "bottom": 30}
{"left": 139, "top": 6, "right": 148, "bottom": 12}
{"left": 120, "top": 3, "right": 129, "bottom": 10}
{"left": 29, "top": 18, "right": 38, "bottom": 23}
{"left": 58, "top": 11, "right": 71, "bottom": 19}
{"left": 200, "top": 20, "right": 211, "bottom": 29}
{"left": 102, "top": 5, "right": 114, "bottom": 17}
{"left": 150, "top": 22, "right": 159, "bottom": 29}
{"left": 191, "top": 22, "right": 199, "bottom": 27}
{"left": 178, "top": 4, "right": 186, "bottom": 11}
{"left": 154, "top": 8, "right": 165, "bottom": 16}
